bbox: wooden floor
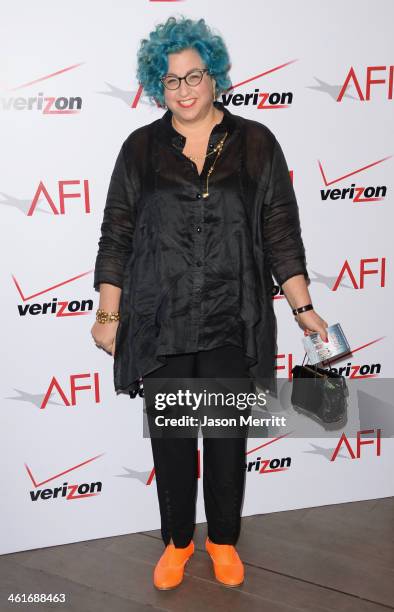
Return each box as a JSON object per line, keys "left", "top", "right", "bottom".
{"left": 1, "top": 497, "right": 393, "bottom": 611}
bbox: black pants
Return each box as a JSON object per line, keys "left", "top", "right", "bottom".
{"left": 143, "top": 345, "right": 253, "bottom": 548}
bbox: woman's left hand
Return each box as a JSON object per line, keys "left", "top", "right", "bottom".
{"left": 294, "top": 309, "right": 329, "bottom": 342}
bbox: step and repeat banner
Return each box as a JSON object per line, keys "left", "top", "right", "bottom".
{"left": 1, "top": 0, "right": 393, "bottom": 554}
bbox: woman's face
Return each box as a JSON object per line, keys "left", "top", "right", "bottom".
{"left": 163, "top": 48, "right": 215, "bottom": 121}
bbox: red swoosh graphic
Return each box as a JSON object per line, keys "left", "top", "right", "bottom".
{"left": 326, "top": 336, "right": 385, "bottom": 365}
{"left": 318, "top": 156, "right": 392, "bottom": 187}
{"left": 246, "top": 433, "right": 291, "bottom": 456}
{"left": 25, "top": 453, "right": 105, "bottom": 488}
{"left": 226, "top": 60, "right": 298, "bottom": 91}
{"left": 4, "top": 62, "right": 85, "bottom": 92}
{"left": 12, "top": 270, "right": 93, "bottom": 301}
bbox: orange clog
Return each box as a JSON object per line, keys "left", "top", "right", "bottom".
{"left": 205, "top": 536, "right": 244, "bottom": 586}
{"left": 153, "top": 540, "right": 194, "bottom": 590}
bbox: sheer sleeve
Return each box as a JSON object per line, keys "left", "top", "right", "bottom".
{"left": 262, "top": 138, "right": 310, "bottom": 287}
{"left": 93, "top": 143, "right": 137, "bottom": 292}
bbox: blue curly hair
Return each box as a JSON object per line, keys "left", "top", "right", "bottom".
{"left": 136, "top": 15, "right": 232, "bottom": 108}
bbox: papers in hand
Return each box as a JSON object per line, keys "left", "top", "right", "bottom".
{"left": 302, "top": 323, "right": 350, "bottom": 365}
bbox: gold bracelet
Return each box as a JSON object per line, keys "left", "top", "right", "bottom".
{"left": 96, "top": 308, "right": 120, "bottom": 324}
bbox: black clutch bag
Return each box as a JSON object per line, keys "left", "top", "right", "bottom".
{"left": 291, "top": 352, "right": 348, "bottom": 425}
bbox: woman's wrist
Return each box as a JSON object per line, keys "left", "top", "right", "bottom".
{"left": 292, "top": 303, "right": 314, "bottom": 316}
{"left": 97, "top": 284, "right": 122, "bottom": 315}
{"left": 96, "top": 308, "right": 120, "bottom": 324}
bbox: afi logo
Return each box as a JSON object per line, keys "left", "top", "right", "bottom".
{"left": 333, "top": 258, "right": 386, "bottom": 290}
{"left": 338, "top": 66, "right": 394, "bottom": 101}
{"left": 41, "top": 373, "right": 100, "bottom": 409}
{"left": 331, "top": 429, "right": 381, "bottom": 460}
{"left": 28, "top": 180, "right": 91, "bottom": 215}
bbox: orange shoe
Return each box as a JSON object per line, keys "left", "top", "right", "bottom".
{"left": 153, "top": 540, "right": 194, "bottom": 590}
{"left": 205, "top": 536, "right": 244, "bottom": 587}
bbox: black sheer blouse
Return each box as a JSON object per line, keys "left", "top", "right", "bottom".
{"left": 93, "top": 101, "right": 310, "bottom": 397}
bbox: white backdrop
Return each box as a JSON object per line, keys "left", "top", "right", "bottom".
{"left": 1, "top": 0, "right": 393, "bottom": 555}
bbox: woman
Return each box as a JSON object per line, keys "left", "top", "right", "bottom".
{"left": 91, "top": 16, "right": 328, "bottom": 590}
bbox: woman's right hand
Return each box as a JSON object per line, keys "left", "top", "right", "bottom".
{"left": 91, "top": 320, "right": 119, "bottom": 357}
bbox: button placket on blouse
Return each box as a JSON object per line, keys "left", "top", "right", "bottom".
{"left": 172, "top": 131, "right": 220, "bottom": 347}
{"left": 170, "top": 135, "right": 203, "bottom": 346}
{"left": 189, "top": 178, "right": 205, "bottom": 346}
{"left": 190, "top": 133, "right": 223, "bottom": 346}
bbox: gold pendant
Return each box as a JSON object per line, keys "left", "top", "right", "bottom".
{"left": 202, "top": 192, "right": 209, "bottom": 198}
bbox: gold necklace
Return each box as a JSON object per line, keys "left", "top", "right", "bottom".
{"left": 200, "top": 132, "right": 228, "bottom": 198}
{"left": 171, "top": 111, "right": 223, "bottom": 161}
{"left": 186, "top": 140, "right": 223, "bottom": 161}
{"left": 170, "top": 115, "right": 228, "bottom": 198}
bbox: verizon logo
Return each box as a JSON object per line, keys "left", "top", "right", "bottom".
{"left": 0, "top": 63, "right": 84, "bottom": 114}
{"left": 245, "top": 435, "right": 292, "bottom": 474}
{"left": 220, "top": 61, "right": 297, "bottom": 108}
{"left": 276, "top": 337, "right": 384, "bottom": 382}
{"left": 319, "top": 156, "right": 391, "bottom": 203}
{"left": 25, "top": 454, "right": 104, "bottom": 502}
{"left": 13, "top": 272, "right": 94, "bottom": 319}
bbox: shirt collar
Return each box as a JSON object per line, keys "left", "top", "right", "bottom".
{"left": 157, "top": 100, "right": 238, "bottom": 150}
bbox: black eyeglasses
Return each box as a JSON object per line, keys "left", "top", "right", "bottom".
{"left": 160, "top": 68, "right": 211, "bottom": 90}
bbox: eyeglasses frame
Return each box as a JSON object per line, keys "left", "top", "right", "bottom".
{"left": 160, "top": 68, "right": 211, "bottom": 90}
